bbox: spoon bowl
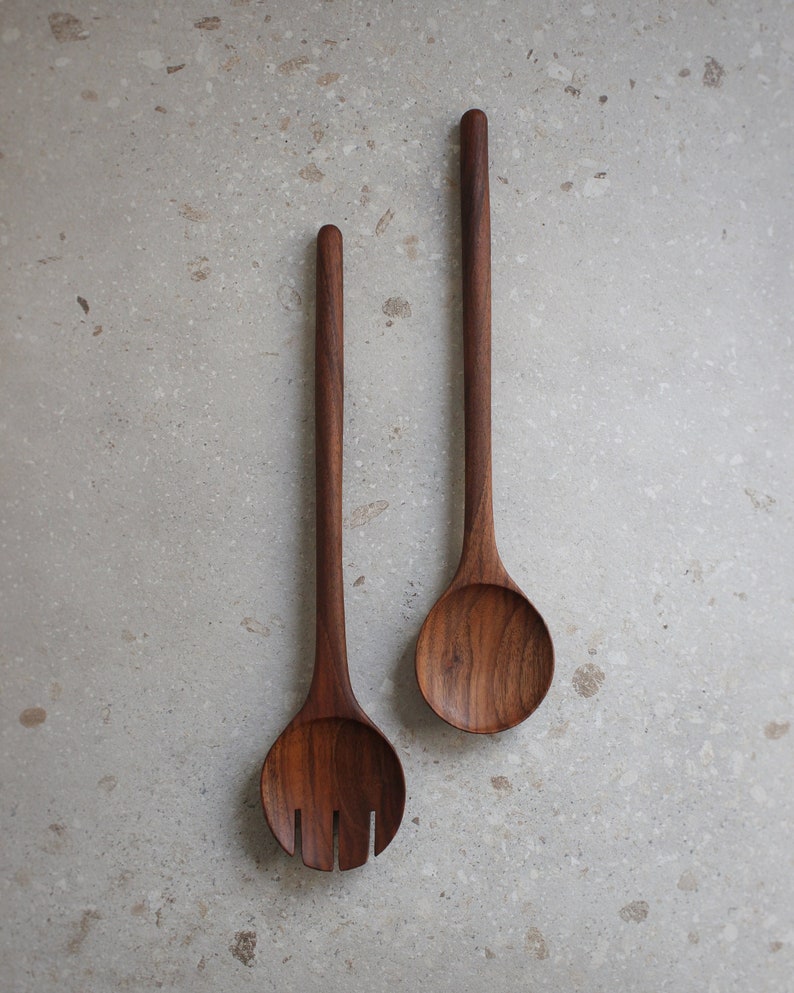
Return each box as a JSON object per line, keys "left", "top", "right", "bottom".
{"left": 415, "top": 109, "right": 554, "bottom": 734}
{"left": 416, "top": 583, "right": 553, "bottom": 733}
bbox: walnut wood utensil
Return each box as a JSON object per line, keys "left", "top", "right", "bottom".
{"left": 260, "top": 225, "right": 405, "bottom": 870}
{"left": 415, "top": 109, "right": 554, "bottom": 734}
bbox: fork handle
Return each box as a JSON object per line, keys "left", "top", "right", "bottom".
{"left": 310, "top": 225, "right": 358, "bottom": 715}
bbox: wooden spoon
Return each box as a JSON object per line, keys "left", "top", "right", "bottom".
{"left": 260, "top": 225, "right": 405, "bottom": 870}
{"left": 415, "top": 109, "right": 554, "bottom": 734}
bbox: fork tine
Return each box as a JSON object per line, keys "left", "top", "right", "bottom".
{"left": 299, "top": 807, "right": 334, "bottom": 871}
{"left": 337, "top": 810, "right": 371, "bottom": 870}
{"left": 293, "top": 809, "right": 302, "bottom": 858}
{"left": 374, "top": 807, "right": 400, "bottom": 856}
{"left": 261, "top": 799, "right": 296, "bottom": 856}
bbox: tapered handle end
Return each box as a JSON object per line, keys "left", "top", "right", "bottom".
{"left": 461, "top": 110, "right": 489, "bottom": 183}
{"left": 461, "top": 107, "right": 488, "bottom": 135}
{"left": 318, "top": 223, "right": 342, "bottom": 256}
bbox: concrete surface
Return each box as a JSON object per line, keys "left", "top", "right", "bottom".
{"left": 1, "top": 1, "right": 792, "bottom": 990}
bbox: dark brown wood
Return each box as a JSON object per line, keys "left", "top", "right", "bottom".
{"left": 415, "top": 110, "right": 554, "bottom": 734}
{"left": 460, "top": 107, "right": 496, "bottom": 570}
{"left": 311, "top": 222, "right": 353, "bottom": 718}
{"left": 261, "top": 225, "right": 405, "bottom": 870}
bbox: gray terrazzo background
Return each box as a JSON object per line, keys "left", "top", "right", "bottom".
{"left": 1, "top": 1, "right": 792, "bottom": 990}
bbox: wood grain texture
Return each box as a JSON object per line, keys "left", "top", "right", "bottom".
{"left": 416, "top": 584, "right": 552, "bottom": 734}
{"left": 261, "top": 718, "right": 405, "bottom": 871}
{"left": 415, "top": 110, "right": 554, "bottom": 734}
{"left": 261, "top": 225, "right": 405, "bottom": 870}
{"left": 460, "top": 107, "right": 496, "bottom": 569}
{"left": 310, "top": 223, "right": 354, "bottom": 719}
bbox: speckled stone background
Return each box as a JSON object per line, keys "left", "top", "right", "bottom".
{"left": 2, "top": 1, "right": 792, "bottom": 990}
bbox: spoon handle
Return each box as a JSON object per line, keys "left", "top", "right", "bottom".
{"left": 460, "top": 109, "right": 498, "bottom": 572}
{"left": 309, "top": 225, "right": 357, "bottom": 716}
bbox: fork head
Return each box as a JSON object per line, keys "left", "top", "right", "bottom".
{"left": 260, "top": 716, "right": 405, "bottom": 870}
